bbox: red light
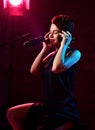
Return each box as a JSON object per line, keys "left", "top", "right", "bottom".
{"left": 9, "top": 0, "right": 22, "bottom": 6}
{"left": 3, "top": 0, "right": 30, "bottom": 16}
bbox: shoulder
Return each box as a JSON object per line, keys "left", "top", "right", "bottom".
{"left": 71, "top": 50, "right": 81, "bottom": 65}
{"left": 66, "top": 47, "right": 81, "bottom": 60}
{"left": 62, "top": 47, "right": 81, "bottom": 67}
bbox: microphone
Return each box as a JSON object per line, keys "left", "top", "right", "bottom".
{"left": 44, "top": 38, "right": 50, "bottom": 44}
{"left": 23, "top": 36, "right": 44, "bottom": 47}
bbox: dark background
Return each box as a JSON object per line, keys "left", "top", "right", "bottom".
{"left": 0, "top": 0, "right": 95, "bottom": 129}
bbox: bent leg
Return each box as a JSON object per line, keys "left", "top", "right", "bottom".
{"left": 6, "top": 103, "right": 34, "bottom": 130}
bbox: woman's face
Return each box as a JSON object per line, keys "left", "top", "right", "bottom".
{"left": 49, "top": 23, "right": 61, "bottom": 47}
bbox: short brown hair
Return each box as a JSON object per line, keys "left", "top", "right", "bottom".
{"left": 51, "top": 14, "right": 74, "bottom": 34}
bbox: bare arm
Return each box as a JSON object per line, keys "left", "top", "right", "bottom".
{"left": 52, "top": 31, "right": 81, "bottom": 73}
{"left": 30, "top": 48, "right": 46, "bottom": 75}
{"left": 30, "top": 41, "right": 53, "bottom": 75}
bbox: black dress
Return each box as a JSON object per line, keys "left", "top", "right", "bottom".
{"left": 24, "top": 48, "right": 80, "bottom": 130}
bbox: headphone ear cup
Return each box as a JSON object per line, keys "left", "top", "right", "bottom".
{"left": 58, "top": 36, "right": 62, "bottom": 42}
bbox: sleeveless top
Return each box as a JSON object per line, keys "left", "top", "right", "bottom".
{"left": 41, "top": 47, "right": 80, "bottom": 121}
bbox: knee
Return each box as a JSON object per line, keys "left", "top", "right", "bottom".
{"left": 6, "top": 107, "right": 25, "bottom": 130}
{"left": 6, "top": 108, "right": 14, "bottom": 122}
{"left": 6, "top": 107, "right": 20, "bottom": 124}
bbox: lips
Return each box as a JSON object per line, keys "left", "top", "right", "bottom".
{"left": 50, "top": 38, "right": 55, "bottom": 43}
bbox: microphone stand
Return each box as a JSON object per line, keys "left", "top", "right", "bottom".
{"left": 0, "top": 15, "right": 45, "bottom": 129}
{"left": 0, "top": 16, "right": 31, "bottom": 130}
{"left": 0, "top": 16, "right": 15, "bottom": 130}
{"left": 23, "top": 35, "right": 44, "bottom": 47}
{"left": 8, "top": 16, "right": 15, "bottom": 107}
{"left": 0, "top": 33, "right": 31, "bottom": 47}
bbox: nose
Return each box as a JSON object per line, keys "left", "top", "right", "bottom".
{"left": 49, "top": 33, "right": 53, "bottom": 38}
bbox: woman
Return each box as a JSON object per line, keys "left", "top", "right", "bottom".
{"left": 6, "top": 14, "right": 81, "bottom": 130}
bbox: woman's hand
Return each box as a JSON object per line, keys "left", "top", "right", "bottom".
{"left": 42, "top": 41, "right": 53, "bottom": 52}
{"left": 42, "top": 32, "right": 53, "bottom": 51}
{"left": 44, "top": 31, "right": 50, "bottom": 40}
{"left": 59, "top": 31, "right": 72, "bottom": 47}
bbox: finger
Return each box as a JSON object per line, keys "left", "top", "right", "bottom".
{"left": 61, "top": 30, "right": 71, "bottom": 36}
{"left": 61, "top": 30, "right": 67, "bottom": 35}
{"left": 66, "top": 31, "right": 72, "bottom": 36}
{"left": 61, "top": 31, "right": 69, "bottom": 39}
{"left": 62, "top": 30, "right": 73, "bottom": 39}
{"left": 66, "top": 31, "right": 72, "bottom": 40}
{"left": 44, "top": 32, "right": 50, "bottom": 40}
